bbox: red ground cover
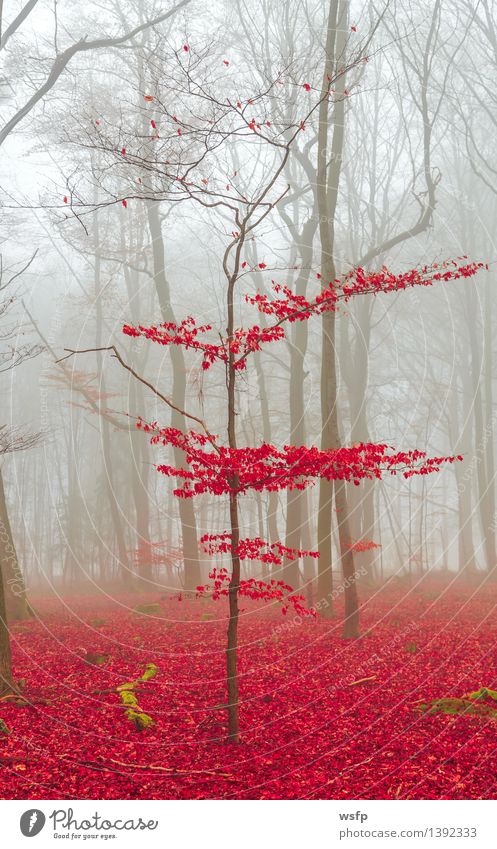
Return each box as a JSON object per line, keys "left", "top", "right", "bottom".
{"left": 2, "top": 578, "right": 497, "bottom": 799}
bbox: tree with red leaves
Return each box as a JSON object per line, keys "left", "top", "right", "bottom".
{"left": 59, "top": 47, "right": 486, "bottom": 741}
{"left": 62, "top": 255, "right": 485, "bottom": 742}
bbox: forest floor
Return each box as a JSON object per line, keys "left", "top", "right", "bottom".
{"left": 2, "top": 576, "right": 497, "bottom": 799}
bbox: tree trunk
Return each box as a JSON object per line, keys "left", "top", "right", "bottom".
{"left": 317, "top": 0, "right": 359, "bottom": 635}
{"left": 466, "top": 284, "right": 496, "bottom": 573}
{"left": 94, "top": 210, "right": 132, "bottom": 587}
{"left": 283, "top": 232, "right": 315, "bottom": 589}
{"left": 0, "top": 564, "right": 11, "bottom": 695}
{"left": 147, "top": 202, "right": 201, "bottom": 591}
{"left": 226, "top": 256, "right": 241, "bottom": 743}
{"left": 0, "top": 466, "right": 31, "bottom": 620}
{"left": 226, "top": 490, "right": 241, "bottom": 742}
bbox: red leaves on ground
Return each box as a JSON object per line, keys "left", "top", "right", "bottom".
{"left": 3, "top": 584, "right": 497, "bottom": 799}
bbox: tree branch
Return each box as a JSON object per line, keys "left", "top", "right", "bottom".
{"left": 0, "top": 0, "right": 191, "bottom": 147}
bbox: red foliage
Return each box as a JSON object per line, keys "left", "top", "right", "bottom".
{"left": 347, "top": 539, "right": 382, "bottom": 553}
{"left": 200, "top": 533, "right": 319, "bottom": 565}
{"left": 123, "top": 316, "right": 285, "bottom": 371}
{"left": 136, "top": 420, "right": 461, "bottom": 497}
{"left": 246, "top": 259, "right": 486, "bottom": 322}
{"left": 196, "top": 568, "right": 314, "bottom": 617}
{"left": 123, "top": 259, "right": 485, "bottom": 374}
{"left": 3, "top": 586, "right": 497, "bottom": 800}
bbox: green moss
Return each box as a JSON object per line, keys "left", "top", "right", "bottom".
{"left": 417, "top": 696, "right": 497, "bottom": 718}
{"left": 140, "top": 663, "right": 158, "bottom": 682}
{"left": 125, "top": 709, "right": 155, "bottom": 730}
{"left": 116, "top": 663, "right": 158, "bottom": 731}
{"left": 120, "top": 690, "right": 139, "bottom": 707}
{"left": 465, "top": 687, "right": 497, "bottom": 702}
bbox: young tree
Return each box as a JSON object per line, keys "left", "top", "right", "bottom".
{"left": 58, "top": 36, "right": 486, "bottom": 741}
{"left": 62, "top": 257, "right": 485, "bottom": 740}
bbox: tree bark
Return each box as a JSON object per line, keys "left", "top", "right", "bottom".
{"left": 316, "top": 0, "right": 359, "bottom": 635}
{"left": 0, "top": 466, "right": 31, "bottom": 620}
{"left": 147, "top": 201, "right": 201, "bottom": 592}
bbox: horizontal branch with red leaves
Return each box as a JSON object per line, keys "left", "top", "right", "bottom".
{"left": 122, "top": 258, "right": 486, "bottom": 371}
{"left": 200, "top": 533, "right": 319, "bottom": 565}
{"left": 196, "top": 568, "right": 315, "bottom": 618}
{"left": 137, "top": 420, "right": 461, "bottom": 497}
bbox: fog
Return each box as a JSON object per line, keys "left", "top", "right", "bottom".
{"left": 0, "top": 0, "right": 495, "bottom": 611}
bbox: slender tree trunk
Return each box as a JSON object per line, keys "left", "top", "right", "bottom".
{"left": 94, "top": 211, "right": 132, "bottom": 586}
{"left": 226, "top": 265, "right": 241, "bottom": 743}
{"left": 316, "top": 0, "right": 340, "bottom": 613}
{"left": 450, "top": 373, "right": 477, "bottom": 574}
{"left": 253, "top": 352, "right": 279, "bottom": 554}
{"left": 0, "top": 472, "right": 12, "bottom": 690}
{"left": 283, "top": 232, "right": 315, "bottom": 588}
{"left": 344, "top": 300, "right": 377, "bottom": 584}
{"left": 316, "top": 0, "right": 359, "bottom": 635}
{"left": 227, "top": 489, "right": 241, "bottom": 742}
{"left": 120, "top": 225, "right": 153, "bottom": 585}
{"left": 0, "top": 466, "right": 31, "bottom": 620}
{"left": 466, "top": 285, "right": 496, "bottom": 573}
{"left": 483, "top": 273, "right": 496, "bottom": 574}
{"left": 0, "top": 564, "right": 11, "bottom": 694}
{"left": 147, "top": 202, "right": 201, "bottom": 591}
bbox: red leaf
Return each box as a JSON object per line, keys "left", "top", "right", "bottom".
{"left": 303, "top": 83, "right": 311, "bottom": 91}
{"left": 122, "top": 199, "right": 127, "bottom": 208}
{"left": 143, "top": 95, "right": 154, "bottom": 102}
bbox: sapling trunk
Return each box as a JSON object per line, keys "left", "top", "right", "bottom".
{"left": 226, "top": 490, "right": 241, "bottom": 742}
{"left": 226, "top": 264, "right": 241, "bottom": 742}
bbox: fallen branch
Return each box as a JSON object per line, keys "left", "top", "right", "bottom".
{"left": 347, "top": 676, "right": 377, "bottom": 686}
{"left": 108, "top": 758, "right": 233, "bottom": 777}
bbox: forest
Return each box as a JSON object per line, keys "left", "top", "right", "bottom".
{"left": 0, "top": 0, "right": 496, "bottom": 802}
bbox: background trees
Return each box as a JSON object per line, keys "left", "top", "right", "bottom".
{"left": 0, "top": 0, "right": 494, "bottom": 643}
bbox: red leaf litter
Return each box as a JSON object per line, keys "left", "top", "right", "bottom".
{"left": 3, "top": 580, "right": 497, "bottom": 799}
